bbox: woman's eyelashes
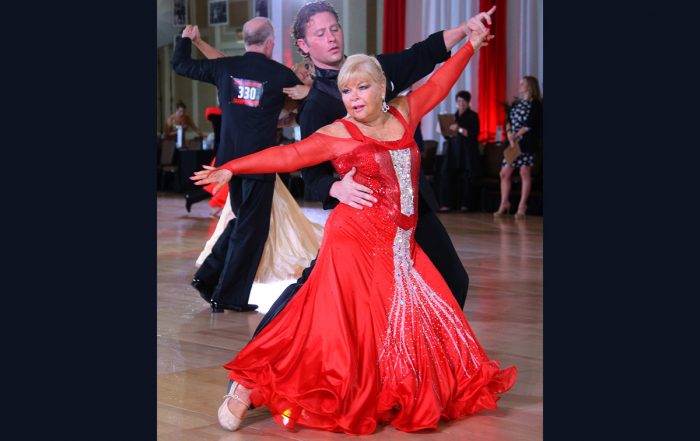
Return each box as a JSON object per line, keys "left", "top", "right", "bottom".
{"left": 341, "top": 84, "right": 370, "bottom": 95}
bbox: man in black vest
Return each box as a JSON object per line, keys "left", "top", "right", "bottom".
{"left": 252, "top": 2, "right": 495, "bottom": 335}
{"left": 173, "top": 17, "right": 302, "bottom": 313}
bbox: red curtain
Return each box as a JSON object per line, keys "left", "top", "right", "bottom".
{"left": 383, "top": 0, "right": 406, "bottom": 53}
{"left": 477, "top": 0, "right": 506, "bottom": 142}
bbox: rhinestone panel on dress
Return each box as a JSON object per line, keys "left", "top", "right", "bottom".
{"left": 389, "top": 148, "right": 414, "bottom": 216}
{"left": 378, "top": 227, "right": 481, "bottom": 387}
{"left": 378, "top": 146, "right": 480, "bottom": 388}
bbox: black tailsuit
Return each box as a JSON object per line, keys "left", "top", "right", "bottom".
{"left": 172, "top": 37, "right": 301, "bottom": 309}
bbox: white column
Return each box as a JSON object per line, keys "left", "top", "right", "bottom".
{"left": 165, "top": 45, "right": 174, "bottom": 119}
{"left": 271, "top": 0, "right": 284, "bottom": 62}
{"left": 343, "top": 0, "right": 367, "bottom": 55}
{"left": 376, "top": 0, "right": 384, "bottom": 54}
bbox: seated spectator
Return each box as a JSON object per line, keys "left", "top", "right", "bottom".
{"left": 164, "top": 100, "right": 205, "bottom": 141}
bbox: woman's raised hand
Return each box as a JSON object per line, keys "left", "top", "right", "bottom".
{"left": 469, "top": 28, "right": 494, "bottom": 50}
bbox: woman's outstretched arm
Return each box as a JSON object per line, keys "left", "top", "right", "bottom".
{"left": 191, "top": 131, "right": 353, "bottom": 193}
{"left": 406, "top": 22, "right": 494, "bottom": 129}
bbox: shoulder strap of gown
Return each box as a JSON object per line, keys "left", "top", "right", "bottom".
{"left": 336, "top": 118, "right": 365, "bottom": 142}
{"left": 388, "top": 105, "right": 410, "bottom": 131}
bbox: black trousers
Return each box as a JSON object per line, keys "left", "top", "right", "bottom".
{"left": 438, "top": 167, "right": 469, "bottom": 209}
{"left": 195, "top": 177, "right": 275, "bottom": 306}
{"left": 252, "top": 195, "right": 469, "bottom": 338}
{"left": 437, "top": 139, "right": 482, "bottom": 210}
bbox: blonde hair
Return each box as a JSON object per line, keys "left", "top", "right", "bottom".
{"left": 337, "top": 54, "right": 386, "bottom": 92}
{"left": 292, "top": 61, "right": 315, "bottom": 78}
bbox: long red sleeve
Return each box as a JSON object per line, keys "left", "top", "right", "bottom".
{"left": 407, "top": 40, "right": 475, "bottom": 131}
{"left": 214, "top": 132, "right": 355, "bottom": 175}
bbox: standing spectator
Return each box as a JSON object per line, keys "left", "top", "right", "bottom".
{"left": 438, "top": 90, "right": 480, "bottom": 212}
{"left": 494, "top": 76, "right": 542, "bottom": 219}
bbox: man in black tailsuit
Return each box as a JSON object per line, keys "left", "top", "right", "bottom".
{"left": 252, "top": 2, "right": 496, "bottom": 335}
{"left": 173, "top": 17, "right": 301, "bottom": 313}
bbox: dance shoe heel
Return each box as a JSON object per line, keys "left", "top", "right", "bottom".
{"left": 493, "top": 203, "right": 511, "bottom": 217}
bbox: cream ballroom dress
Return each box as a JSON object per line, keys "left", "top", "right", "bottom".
{"left": 196, "top": 174, "right": 324, "bottom": 283}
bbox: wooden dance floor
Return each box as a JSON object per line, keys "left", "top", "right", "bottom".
{"left": 157, "top": 192, "right": 543, "bottom": 440}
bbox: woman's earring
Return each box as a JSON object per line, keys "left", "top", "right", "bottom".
{"left": 381, "top": 97, "right": 389, "bottom": 113}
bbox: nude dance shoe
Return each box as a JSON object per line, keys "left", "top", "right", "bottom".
{"left": 218, "top": 381, "right": 251, "bottom": 431}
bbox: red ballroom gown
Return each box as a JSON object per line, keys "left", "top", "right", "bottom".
{"left": 215, "top": 40, "right": 516, "bottom": 435}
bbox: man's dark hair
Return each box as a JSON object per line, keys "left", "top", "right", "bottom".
{"left": 175, "top": 100, "right": 186, "bottom": 109}
{"left": 456, "top": 91, "right": 471, "bottom": 103}
{"left": 291, "top": 1, "right": 340, "bottom": 58}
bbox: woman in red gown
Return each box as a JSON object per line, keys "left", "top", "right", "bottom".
{"left": 193, "top": 22, "right": 515, "bottom": 436}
